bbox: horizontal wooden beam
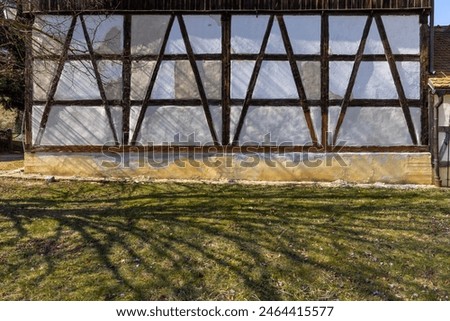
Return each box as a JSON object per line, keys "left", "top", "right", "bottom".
{"left": 29, "top": 145, "right": 429, "bottom": 154}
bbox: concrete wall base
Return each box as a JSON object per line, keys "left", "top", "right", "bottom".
{"left": 24, "top": 152, "right": 433, "bottom": 185}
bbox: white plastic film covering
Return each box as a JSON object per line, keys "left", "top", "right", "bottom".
{"left": 353, "top": 62, "right": 397, "bottom": 99}
{"left": 131, "top": 15, "right": 171, "bottom": 55}
{"left": 54, "top": 61, "right": 101, "bottom": 100}
{"left": 334, "top": 107, "right": 414, "bottom": 146}
{"left": 231, "top": 61, "right": 255, "bottom": 99}
{"left": 131, "top": 61, "right": 156, "bottom": 101}
{"left": 33, "top": 15, "right": 72, "bottom": 56}
{"left": 184, "top": 15, "right": 222, "bottom": 54}
{"left": 364, "top": 23, "right": 384, "bottom": 55}
{"left": 32, "top": 105, "right": 122, "bottom": 145}
{"left": 197, "top": 61, "right": 222, "bottom": 100}
{"left": 238, "top": 107, "right": 313, "bottom": 145}
{"left": 98, "top": 60, "right": 123, "bottom": 100}
{"left": 284, "top": 16, "right": 321, "bottom": 55}
{"left": 329, "top": 62, "right": 354, "bottom": 100}
{"left": 77, "top": 15, "right": 124, "bottom": 55}
{"left": 231, "top": 16, "right": 269, "bottom": 54}
{"left": 383, "top": 16, "right": 420, "bottom": 55}
{"left": 397, "top": 62, "right": 420, "bottom": 100}
{"left": 165, "top": 19, "right": 187, "bottom": 54}
{"left": 151, "top": 61, "right": 200, "bottom": 99}
{"left": 298, "top": 61, "right": 321, "bottom": 100}
{"left": 253, "top": 61, "right": 298, "bottom": 99}
{"left": 33, "top": 60, "right": 58, "bottom": 101}
{"left": 329, "top": 16, "right": 366, "bottom": 55}
{"left": 130, "top": 106, "right": 216, "bottom": 145}
{"left": 265, "top": 20, "right": 285, "bottom": 54}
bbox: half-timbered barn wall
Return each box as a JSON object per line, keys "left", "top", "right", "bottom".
{"left": 22, "top": 1, "right": 434, "bottom": 184}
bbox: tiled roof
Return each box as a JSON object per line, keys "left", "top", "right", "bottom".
{"left": 430, "top": 26, "right": 450, "bottom": 90}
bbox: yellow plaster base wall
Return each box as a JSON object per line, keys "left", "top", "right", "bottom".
{"left": 24, "top": 152, "right": 433, "bottom": 185}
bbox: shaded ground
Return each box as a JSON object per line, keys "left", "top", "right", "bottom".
{"left": 0, "top": 178, "right": 448, "bottom": 301}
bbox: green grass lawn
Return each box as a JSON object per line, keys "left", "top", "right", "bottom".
{"left": 0, "top": 178, "right": 448, "bottom": 301}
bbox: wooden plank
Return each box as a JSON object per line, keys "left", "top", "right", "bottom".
{"left": 375, "top": 15, "right": 418, "bottom": 146}
{"left": 321, "top": 12, "right": 329, "bottom": 149}
{"left": 178, "top": 14, "right": 220, "bottom": 145}
{"left": 419, "top": 13, "right": 429, "bottom": 146}
{"left": 34, "top": 15, "right": 77, "bottom": 146}
{"left": 333, "top": 15, "right": 373, "bottom": 145}
{"left": 222, "top": 13, "right": 231, "bottom": 145}
{"left": 80, "top": 15, "right": 119, "bottom": 145}
{"left": 232, "top": 15, "right": 275, "bottom": 145}
{"left": 30, "top": 145, "right": 430, "bottom": 154}
{"left": 131, "top": 15, "right": 175, "bottom": 145}
{"left": 277, "top": 15, "right": 318, "bottom": 145}
{"left": 122, "top": 14, "right": 132, "bottom": 145}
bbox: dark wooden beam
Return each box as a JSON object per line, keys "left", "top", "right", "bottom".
{"left": 30, "top": 145, "right": 429, "bottom": 154}
{"left": 232, "top": 15, "right": 275, "bottom": 145}
{"left": 80, "top": 15, "right": 119, "bottom": 145}
{"left": 321, "top": 12, "right": 329, "bottom": 149}
{"left": 131, "top": 15, "right": 175, "bottom": 145}
{"left": 122, "top": 14, "right": 132, "bottom": 145}
{"left": 222, "top": 13, "right": 231, "bottom": 145}
{"left": 375, "top": 15, "right": 418, "bottom": 145}
{"left": 34, "top": 16, "right": 78, "bottom": 146}
{"left": 333, "top": 15, "right": 373, "bottom": 145}
{"left": 277, "top": 15, "right": 318, "bottom": 145}
{"left": 178, "top": 14, "right": 220, "bottom": 145}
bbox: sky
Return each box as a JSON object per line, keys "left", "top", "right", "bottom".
{"left": 435, "top": 0, "right": 450, "bottom": 26}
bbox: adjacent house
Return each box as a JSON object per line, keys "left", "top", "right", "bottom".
{"left": 20, "top": 0, "right": 433, "bottom": 184}
{"left": 429, "top": 25, "right": 450, "bottom": 186}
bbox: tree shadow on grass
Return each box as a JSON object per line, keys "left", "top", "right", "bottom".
{"left": 0, "top": 182, "right": 448, "bottom": 300}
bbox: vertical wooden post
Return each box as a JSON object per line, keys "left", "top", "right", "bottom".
{"left": 222, "top": 13, "right": 231, "bottom": 146}
{"left": 420, "top": 12, "right": 430, "bottom": 146}
{"left": 321, "top": 12, "right": 329, "bottom": 149}
{"left": 123, "top": 14, "right": 132, "bottom": 145}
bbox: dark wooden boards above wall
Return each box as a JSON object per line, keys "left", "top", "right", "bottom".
{"left": 21, "top": 0, "right": 432, "bottom": 13}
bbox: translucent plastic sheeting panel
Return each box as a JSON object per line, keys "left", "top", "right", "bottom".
{"left": 253, "top": 61, "right": 298, "bottom": 99}
{"left": 330, "top": 106, "right": 416, "bottom": 146}
{"left": 397, "top": 62, "right": 420, "bottom": 100}
{"left": 131, "top": 61, "right": 156, "bottom": 101}
{"left": 151, "top": 61, "right": 200, "bottom": 99}
{"left": 33, "top": 60, "right": 58, "bottom": 101}
{"left": 298, "top": 61, "right": 321, "bottom": 100}
{"left": 329, "top": 62, "right": 353, "bottom": 100}
{"left": 71, "top": 16, "right": 124, "bottom": 55}
{"left": 129, "top": 106, "right": 219, "bottom": 145}
{"left": 32, "top": 105, "right": 122, "bottom": 145}
{"left": 231, "top": 16, "right": 270, "bottom": 54}
{"left": 231, "top": 61, "right": 255, "bottom": 99}
{"left": 184, "top": 15, "right": 222, "bottom": 54}
{"left": 353, "top": 62, "right": 397, "bottom": 99}
{"left": 364, "top": 23, "right": 384, "bottom": 55}
{"left": 131, "top": 15, "right": 171, "bottom": 55}
{"left": 97, "top": 61, "right": 123, "bottom": 100}
{"left": 197, "top": 61, "right": 222, "bottom": 100}
{"left": 32, "top": 15, "right": 72, "bottom": 56}
{"left": 165, "top": 19, "right": 187, "bottom": 55}
{"left": 231, "top": 106, "right": 321, "bottom": 145}
{"left": 54, "top": 61, "right": 101, "bottom": 100}
{"left": 383, "top": 16, "right": 420, "bottom": 55}
{"left": 329, "top": 16, "right": 366, "bottom": 55}
{"left": 284, "top": 16, "right": 321, "bottom": 55}
{"left": 265, "top": 20, "right": 285, "bottom": 54}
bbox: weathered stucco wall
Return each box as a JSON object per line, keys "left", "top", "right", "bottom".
{"left": 25, "top": 152, "right": 432, "bottom": 185}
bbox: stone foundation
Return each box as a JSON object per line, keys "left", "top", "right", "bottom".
{"left": 24, "top": 152, "right": 433, "bottom": 185}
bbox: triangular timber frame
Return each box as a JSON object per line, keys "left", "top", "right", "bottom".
{"left": 26, "top": 11, "right": 429, "bottom": 154}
